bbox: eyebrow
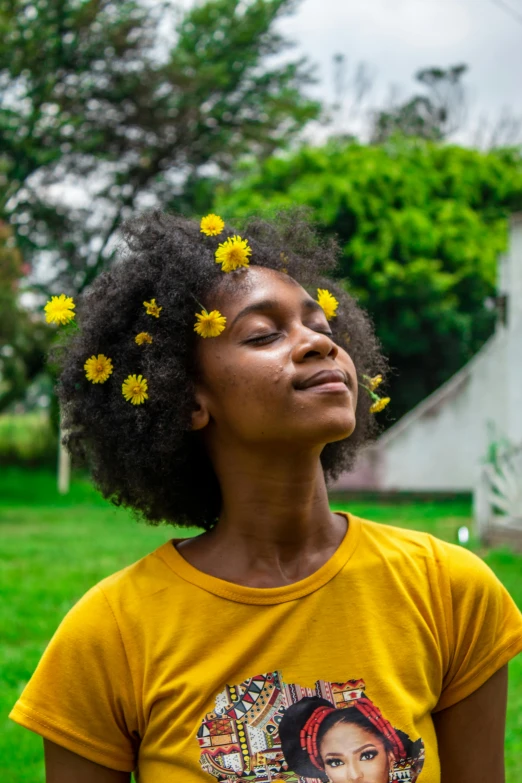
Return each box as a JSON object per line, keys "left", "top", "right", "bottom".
{"left": 325, "top": 743, "right": 376, "bottom": 757}
{"left": 229, "top": 297, "right": 324, "bottom": 329}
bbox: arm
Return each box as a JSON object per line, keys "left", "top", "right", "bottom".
{"left": 44, "top": 740, "right": 132, "bottom": 783}
{"left": 432, "top": 664, "right": 508, "bottom": 783}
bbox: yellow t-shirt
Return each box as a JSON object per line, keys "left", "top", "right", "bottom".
{"left": 9, "top": 513, "right": 522, "bottom": 783}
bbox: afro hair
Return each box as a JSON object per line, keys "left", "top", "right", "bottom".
{"left": 52, "top": 208, "right": 387, "bottom": 531}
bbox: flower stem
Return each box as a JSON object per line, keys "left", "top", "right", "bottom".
{"left": 359, "top": 383, "right": 379, "bottom": 401}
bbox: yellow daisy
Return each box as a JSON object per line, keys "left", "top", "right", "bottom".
{"left": 143, "top": 298, "right": 162, "bottom": 317}
{"left": 368, "top": 374, "right": 383, "bottom": 391}
{"left": 135, "top": 332, "right": 153, "bottom": 345}
{"left": 215, "top": 235, "right": 252, "bottom": 273}
{"left": 200, "top": 213, "right": 225, "bottom": 236}
{"left": 194, "top": 309, "right": 227, "bottom": 338}
{"left": 122, "top": 374, "right": 148, "bottom": 405}
{"left": 84, "top": 354, "right": 113, "bottom": 384}
{"left": 44, "top": 294, "right": 75, "bottom": 325}
{"left": 370, "top": 396, "right": 390, "bottom": 414}
{"left": 316, "top": 289, "right": 338, "bottom": 321}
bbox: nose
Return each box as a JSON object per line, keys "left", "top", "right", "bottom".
{"left": 332, "top": 758, "right": 364, "bottom": 783}
{"left": 341, "top": 765, "right": 363, "bottom": 783}
{"left": 292, "top": 326, "right": 338, "bottom": 363}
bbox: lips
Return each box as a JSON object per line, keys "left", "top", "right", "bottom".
{"left": 295, "top": 369, "right": 348, "bottom": 390}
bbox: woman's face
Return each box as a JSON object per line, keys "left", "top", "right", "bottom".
{"left": 319, "top": 722, "right": 394, "bottom": 782}
{"left": 192, "top": 267, "right": 357, "bottom": 452}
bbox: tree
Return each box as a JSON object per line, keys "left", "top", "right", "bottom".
{"left": 329, "top": 53, "right": 376, "bottom": 139}
{"left": 215, "top": 137, "right": 522, "bottom": 421}
{"left": 322, "top": 57, "right": 522, "bottom": 149}
{"left": 0, "top": 220, "right": 51, "bottom": 412}
{"left": 371, "top": 64, "right": 468, "bottom": 143}
{"left": 0, "top": 0, "right": 319, "bottom": 297}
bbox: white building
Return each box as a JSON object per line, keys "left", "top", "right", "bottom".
{"left": 333, "top": 213, "right": 522, "bottom": 493}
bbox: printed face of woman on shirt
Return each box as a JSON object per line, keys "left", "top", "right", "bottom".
{"left": 319, "top": 722, "right": 395, "bottom": 783}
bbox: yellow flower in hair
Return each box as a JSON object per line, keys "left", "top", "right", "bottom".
{"left": 215, "top": 235, "right": 252, "bottom": 273}
{"left": 370, "top": 396, "right": 390, "bottom": 414}
{"left": 194, "top": 309, "right": 227, "bottom": 338}
{"left": 143, "top": 298, "right": 162, "bottom": 317}
{"left": 135, "top": 332, "right": 153, "bottom": 345}
{"left": 316, "top": 289, "right": 338, "bottom": 321}
{"left": 200, "top": 213, "right": 225, "bottom": 236}
{"left": 122, "top": 374, "right": 148, "bottom": 405}
{"left": 368, "top": 374, "right": 383, "bottom": 391}
{"left": 44, "top": 294, "right": 75, "bottom": 325}
{"left": 84, "top": 354, "right": 113, "bottom": 384}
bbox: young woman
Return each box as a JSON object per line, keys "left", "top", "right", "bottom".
{"left": 10, "top": 210, "right": 522, "bottom": 783}
{"left": 279, "top": 693, "right": 424, "bottom": 782}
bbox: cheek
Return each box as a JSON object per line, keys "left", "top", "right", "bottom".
{"left": 372, "top": 748, "right": 390, "bottom": 776}
{"left": 326, "top": 770, "right": 343, "bottom": 782}
{"left": 204, "top": 351, "right": 288, "bottom": 410}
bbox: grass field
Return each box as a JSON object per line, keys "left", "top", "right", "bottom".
{"left": 1, "top": 467, "right": 521, "bottom": 781}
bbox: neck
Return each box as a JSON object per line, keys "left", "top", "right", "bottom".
{"left": 216, "top": 445, "right": 334, "bottom": 547}
{"left": 177, "top": 441, "right": 347, "bottom": 587}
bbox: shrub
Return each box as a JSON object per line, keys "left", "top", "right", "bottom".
{"left": 0, "top": 412, "right": 57, "bottom": 467}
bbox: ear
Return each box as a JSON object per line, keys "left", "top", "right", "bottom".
{"left": 191, "top": 389, "right": 210, "bottom": 431}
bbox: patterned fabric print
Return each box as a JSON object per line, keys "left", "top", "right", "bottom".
{"left": 196, "top": 672, "right": 425, "bottom": 782}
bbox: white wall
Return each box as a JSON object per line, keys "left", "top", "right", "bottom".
{"left": 380, "top": 333, "right": 509, "bottom": 491}
{"left": 507, "top": 215, "right": 522, "bottom": 445}
{"left": 332, "top": 213, "right": 522, "bottom": 493}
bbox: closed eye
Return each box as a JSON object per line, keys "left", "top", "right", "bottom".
{"left": 245, "top": 329, "right": 333, "bottom": 345}
{"left": 244, "top": 333, "right": 280, "bottom": 345}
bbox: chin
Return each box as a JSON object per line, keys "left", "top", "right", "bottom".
{"left": 313, "top": 413, "right": 356, "bottom": 444}
{"left": 325, "top": 427, "right": 355, "bottom": 445}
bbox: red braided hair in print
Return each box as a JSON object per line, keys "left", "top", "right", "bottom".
{"left": 354, "top": 696, "right": 407, "bottom": 761}
{"left": 300, "top": 698, "right": 407, "bottom": 772}
{"left": 300, "top": 706, "right": 336, "bottom": 771}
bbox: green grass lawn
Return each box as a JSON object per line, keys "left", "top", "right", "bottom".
{"left": 1, "top": 467, "right": 521, "bottom": 781}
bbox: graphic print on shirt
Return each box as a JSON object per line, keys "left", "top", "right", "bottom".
{"left": 196, "top": 671, "right": 425, "bottom": 782}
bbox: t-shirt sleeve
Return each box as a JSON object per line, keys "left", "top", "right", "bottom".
{"left": 432, "top": 541, "right": 522, "bottom": 712}
{"left": 9, "top": 584, "right": 138, "bottom": 772}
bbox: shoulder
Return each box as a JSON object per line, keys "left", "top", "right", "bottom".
{"left": 352, "top": 516, "right": 522, "bottom": 629}
{"left": 352, "top": 514, "right": 447, "bottom": 568}
{"left": 64, "top": 539, "right": 181, "bottom": 624}
{"left": 353, "top": 514, "right": 491, "bottom": 574}
{"left": 349, "top": 514, "right": 509, "bottom": 606}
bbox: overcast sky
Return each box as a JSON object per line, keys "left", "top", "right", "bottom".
{"left": 173, "top": 0, "right": 522, "bottom": 144}
{"left": 268, "top": 0, "right": 522, "bottom": 143}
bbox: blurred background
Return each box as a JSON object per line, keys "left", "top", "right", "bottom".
{"left": 1, "top": 0, "right": 521, "bottom": 779}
